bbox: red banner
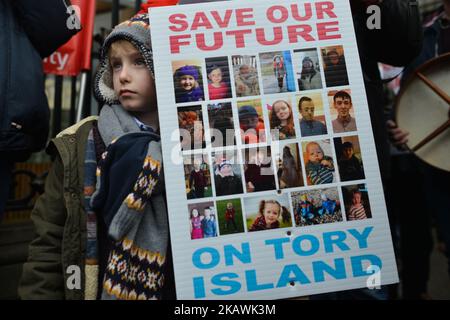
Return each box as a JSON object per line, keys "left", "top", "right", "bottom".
{"left": 43, "top": 0, "right": 96, "bottom": 76}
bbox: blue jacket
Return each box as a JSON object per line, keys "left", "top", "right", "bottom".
{"left": 0, "top": 0, "right": 79, "bottom": 161}
{"left": 202, "top": 218, "right": 217, "bottom": 237}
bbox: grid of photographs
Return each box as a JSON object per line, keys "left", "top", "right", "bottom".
{"left": 172, "top": 45, "right": 371, "bottom": 241}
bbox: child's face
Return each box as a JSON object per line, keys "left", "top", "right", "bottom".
{"left": 220, "top": 164, "right": 232, "bottom": 176}
{"left": 302, "top": 59, "right": 313, "bottom": 72}
{"left": 307, "top": 143, "right": 324, "bottom": 163}
{"left": 192, "top": 209, "right": 199, "bottom": 218}
{"left": 180, "top": 75, "right": 196, "bottom": 91}
{"left": 227, "top": 203, "right": 233, "bottom": 209}
{"left": 274, "top": 102, "right": 291, "bottom": 121}
{"left": 328, "top": 52, "right": 340, "bottom": 65}
{"left": 204, "top": 209, "right": 211, "bottom": 219}
{"left": 193, "top": 158, "right": 202, "bottom": 170}
{"left": 239, "top": 65, "right": 252, "bottom": 79}
{"left": 342, "top": 147, "right": 354, "bottom": 160}
{"left": 110, "top": 41, "right": 156, "bottom": 113}
{"left": 352, "top": 193, "right": 362, "bottom": 205}
{"left": 209, "top": 68, "right": 222, "bottom": 84}
{"left": 241, "top": 116, "right": 259, "bottom": 129}
{"left": 334, "top": 97, "right": 352, "bottom": 118}
{"left": 263, "top": 203, "right": 280, "bottom": 225}
{"left": 300, "top": 100, "right": 315, "bottom": 121}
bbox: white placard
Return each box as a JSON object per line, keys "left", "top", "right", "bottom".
{"left": 150, "top": 0, "right": 398, "bottom": 300}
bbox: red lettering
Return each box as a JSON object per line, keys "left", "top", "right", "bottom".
{"left": 170, "top": 34, "right": 191, "bottom": 54}
{"left": 315, "top": 1, "right": 337, "bottom": 19}
{"left": 266, "top": 5, "right": 289, "bottom": 23}
{"left": 225, "top": 29, "right": 252, "bottom": 48}
{"left": 196, "top": 32, "right": 224, "bottom": 51}
{"left": 256, "top": 27, "right": 283, "bottom": 45}
{"left": 291, "top": 3, "right": 312, "bottom": 21}
{"left": 169, "top": 13, "right": 188, "bottom": 32}
{"left": 236, "top": 8, "right": 255, "bottom": 26}
{"left": 317, "top": 21, "right": 341, "bottom": 40}
{"left": 211, "top": 10, "right": 233, "bottom": 28}
{"left": 287, "top": 25, "right": 315, "bottom": 43}
{"left": 191, "top": 12, "right": 214, "bottom": 31}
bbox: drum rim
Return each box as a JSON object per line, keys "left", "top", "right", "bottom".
{"left": 394, "top": 52, "right": 450, "bottom": 172}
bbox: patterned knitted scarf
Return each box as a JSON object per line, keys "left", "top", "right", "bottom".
{"left": 83, "top": 105, "right": 169, "bottom": 300}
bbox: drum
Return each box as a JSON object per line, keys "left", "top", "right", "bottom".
{"left": 395, "top": 53, "right": 450, "bottom": 172}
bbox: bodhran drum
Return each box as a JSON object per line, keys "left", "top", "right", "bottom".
{"left": 395, "top": 53, "right": 450, "bottom": 172}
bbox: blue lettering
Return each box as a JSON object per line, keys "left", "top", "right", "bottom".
{"left": 292, "top": 234, "right": 320, "bottom": 256}
{"left": 323, "top": 231, "right": 350, "bottom": 253}
{"left": 265, "top": 237, "right": 290, "bottom": 260}
{"left": 348, "top": 227, "right": 373, "bottom": 249}
{"left": 246, "top": 270, "right": 274, "bottom": 291}
{"left": 276, "top": 264, "right": 311, "bottom": 287}
{"left": 192, "top": 247, "right": 220, "bottom": 269}
{"left": 193, "top": 276, "right": 206, "bottom": 298}
{"left": 224, "top": 243, "right": 251, "bottom": 266}
{"left": 312, "top": 258, "right": 347, "bottom": 282}
{"left": 211, "top": 273, "right": 241, "bottom": 296}
{"left": 351, "top": 254, "right": 382, "bottom": 277}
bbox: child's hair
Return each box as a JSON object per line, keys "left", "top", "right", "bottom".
{"left": 270, "top": 100, "right": 295, "bottom": 136}
{"left": 208, "top": 64, "right": 222, "bottom": 76}
{"left": 333, "top": 90, "right": 352, "bottom": 103}
{"left": 342, "top": 141, "right": 354, "bottom": 150}
{"left": 258, "top": 200, "right": 282, "bottom": 217}
{"left": 108, "top": 39, "right": 139, "bottom": 62}
{"left": 281, "top": 206, "right": 291, "bottom": 224}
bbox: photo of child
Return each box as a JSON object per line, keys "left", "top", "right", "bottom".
{"left": 328, "top": 89, "right": 357, "bottom": 133}
{"left": 232, "top": 55, "right": 260, "bottom": 97}
{"left": 297, "top": 93, "right": 328, "bottom": 137}
{"left": 293, "top": 48, "right": 323, "bottom": 91}
{"left": 207, "top": 102, "right": 236, "bottom": 147}
{"left": 173, "top": 61, "right": 205, "bottom": 103}
{"left": 202, "top": 207, "right": 218, "bottom": 238}
{"left": 245, "top": 194, "right": 292, "bottom": 232}
{"left": 302, "top": 140, "right": 336, "bottom": 185}
{"left": 178, "top": 105, "right": 206, "bottom": 150}
{"left": 259, "top": 51, "right": 295, "bottom": 94}
{"left": 342, "top": 184, "right": 372, "bottom": 221}
{"left": 268, "top": 98, "right": 296, "bottom": 140}
{"left": 334, "top": 136, "right": 365, "bottom": 182}
{"left": 292, "top": 188, "right": 342, "bottom": 227}
{"left": 243, "top": 146, "right": 276, "bottom": 193}
{"left": 238, "top": 100, "right": 266, "bottom": 144}
{"left": 183, "top": 154, "right": 212, "bottom": 199}
{"left": 212, "top": 151, "right": 244, "bottom": 196}
{"left": 188, "top": 202, "right": 216, "bottom": 240}
{"left": 216, "top": 199, "right": 245, "bottom": 235}
{"left": 321, "top": 46, "right": 349, "bottom": 88}
{"left": 190, "top": 208, "right": 203, "bottom": 239}
{"left": 274, "top": 143, "right": 304, "bottom": 189}
{"left": 205, "top": 57, "right": 232, "bottom": 100}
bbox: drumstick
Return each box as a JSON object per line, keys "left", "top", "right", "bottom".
{"left": 411, "top": 119, "right": 450, "bottom": 152}
{"left": 416, "top": 71, "right": 450, "bottom": 105}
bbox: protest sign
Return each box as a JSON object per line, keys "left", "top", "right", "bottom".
{"left": 150, "top": 0, "right": 398, "bottom": 299}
